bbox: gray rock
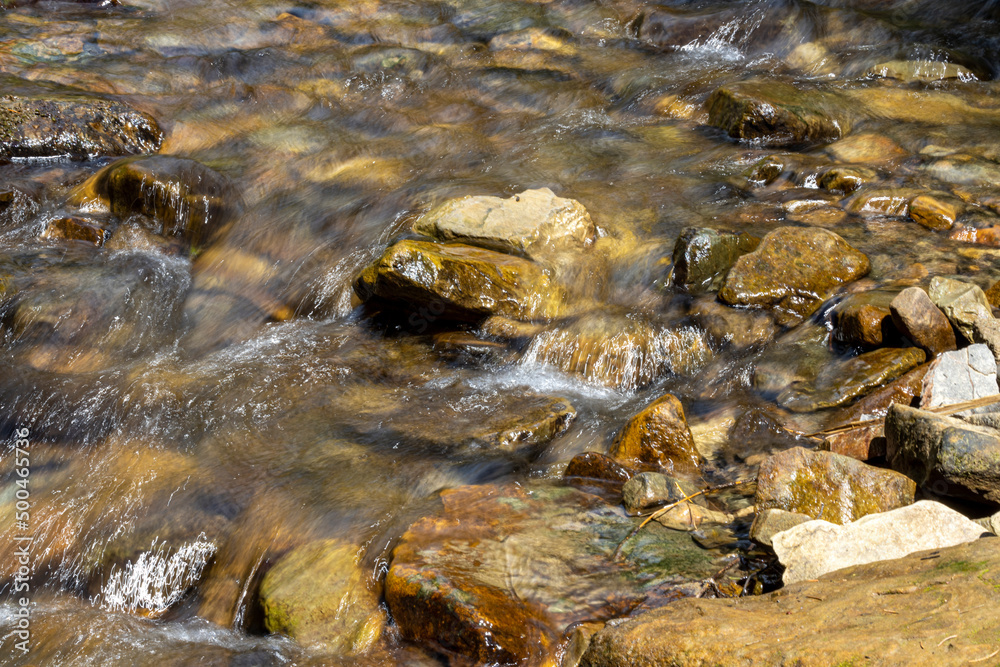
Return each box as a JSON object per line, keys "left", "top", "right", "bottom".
{"left": 928, "top": 277, "right": 1000, "bottom": 359}
{"left": 621, "top": 472, "right": 696, "bottom": 514}
{"left": 411, "top": 188, "right": 596, "bottom": 260}
{"left": 920, "top": 344, "right": 999, "bottom": 416}
{"left": 976, "top": 510, "right": 1000, "bottom": 535}
{"left": 885, "top": 404, "right": 1000, "bottom": 504}
{"left": 749, "top": 509, "right": 811, "bottom": 548}
{"left": 772, "top": 501, "right": 986, "bottom": 584}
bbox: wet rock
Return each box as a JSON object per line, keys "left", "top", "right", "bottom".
{"left": 718, "top": 227, "right": 870, "bottom": 326}
{"left": 411, "top": 188, "right": 596, "bottom": 261}
{"left": 385, "top": 482, "right": 718, "bottom": 666}
{"left": 0, "top": 92, "right": 161, "bottom": 161}
{"left": 581, "top": 536, "right": 1000, "bottom": 667}
{"left": 0, "top": 185, "right": 38, "bottom": 229}
{"left": 686, "top": 297, "right": 777, "bottom": 349}
{"left": 890, "top": 287, "right": 957, "bottom": 357}
{"left": 909, "top": 194, "right": 964, "bottom": 231}
{"left": 609, "top": 394, "right": 703, "bottom": 475}
{"left": 669, "top": 227, "right": 759, "bottom": 293}
{"left": 621, "top": 472, "right": 698, "bottom": 515}
{"left": 865, "top": 60, "right": 976, "bottom": 83}
{"left": 755, "top": 447, "right": 916, "bottom": 524}
{"left": 778, "top": 347, "right": 926, "bottom": 413}
{"left": 773, "top": 501, "right": 987, "bottom": 584}
{"left": 520, "top": 313, "right": 712, "bottom": 391}
{"left": 41, "top": 216, "right": 113, "bottom": 246}
{"left": 71, "top": 156, "right": 238, "bottom": 249}
{"left": 753, "top": 324, "right": 836, "bottom": 398}
{"left": 817, "top": 165, "right": 876, "bottom": 194}
{"left": 886, "top": 404, "right": 1000, "bottom": 504}
{"left": 824, "top": 132, "right": 907, "bottom": 165}
{"left": 928, "top": 277, "right": 1000, "bottom": 356}
{"left": 259, "top": 540, "right": 385, "bottom": 654}
{"left": 706, "top": 81, "right": 851, "bottom": 147}
{"left": 832, "top": 293, "right": 895, "bottom": 348}
{"left": 564, "top": 452, "right": 635, "bottom": 485}
{"left": 920, "top": 345, "right": 998, "bottom": 414}
{"left": 749, "top": 508, "right": 810, "bottom": 548}
{"left": 354, "top": 239, "right": 565, "bottom": 323}
{"left": 844, "top": 188, "right": 922, "bottom": 218}
{"left": 924, "top": 154, "right": 1000, "bottom": 187}
{"left": 820, "top": 363, "right": 929, "bottom": 461}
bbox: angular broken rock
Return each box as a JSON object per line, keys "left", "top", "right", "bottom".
{"left": 920, "top": 344, "right": 999, "bottom": 415}
{"left": 609, "top": 394, "right": 704, "bottom": 474}
{"left": 886, "top": 404, "right": 1000, "bottom": 504}
{"left": 670, "top": 227, "right": 759, "bottom": 293}
{"left": 749, "top": 508, "right": 810, "bottom": 548}
{"left": 928, "top": 276, "right": 1000, "bottom": 359}
{"left": 412, "top": 187, "right": 597, "bottom": 260}
{"left": 718, "top": 227, "right": 870, "bottom": 326}
{"left": 772, "top": 501, "right": 986, "bottom": 584}
{"left": 889, "top": 286, "right": 957, "bottom": 357}
{"left": 755, "top": 447, "right": 915, "bottom": 525}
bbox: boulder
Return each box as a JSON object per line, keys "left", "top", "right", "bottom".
{"left": 718, "top": 227, "right": 870, "bottom": 326}
{"left": 354, "top": 239, "right": 565, "bottom": 322}
{"left": 706, "top": 81, "right": 851, "bottom": 147}
{"left": 259, "top": 540, "right": 385, "bottom": 654}
{"left": 920, "top": 344, "right": 998, "bottom": 414}
{"left": 609, "top": 394, "right": 703, "bottom": 474}
{"left": 928, "top": 277, "right": 1000, "bottom": 358}
{"left": 755, "top": 447, "right": 916, "bottom": 524}
{"left": 669, "top": 227, "right": 759, "bottom": 293}
{"left": 778, "top": 347, "right": 926, "bottom": 413}
{"left": 71, "top": 156, "right": 238, "bottom": 249}
{"left": 890, "top": 287, "right": 957, "bottom": 357}
{"left": 749, "top": 508, "right": 811, "bottom": 548}
{"left": 411, "top": 188, "right": 596, "bottom": 260}
{"left": 582, "top": 537, "right": 1000, "bottom": 667}
{"left": 773, "top": 501, "right": 986, "bottom": 584}
{"left": 0, "top": 91, "right": 161, "bottom": 161}
{"left": 886, "top": 404, "right": 1000, "bottom": 504}
{"left": 385, "top": 482, "right": 719, "bottom": 666}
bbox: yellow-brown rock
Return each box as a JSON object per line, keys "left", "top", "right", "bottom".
{"left": 609, "top": 394, "right": 703, "bottom": 474}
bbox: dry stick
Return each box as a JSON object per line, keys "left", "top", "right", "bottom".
{"left": 612, "top": 479, "right": 753, "bottom": 561}
{"left": 970, "top": 648, "right": 1000, "bottom": 663}
{"left": 801, "top": 394, "right": 1000, "bottom": 440}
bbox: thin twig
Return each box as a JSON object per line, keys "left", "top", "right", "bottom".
{"left": 801, "top": 394, "right": 1000, "bottom": 439}
{"left": 938, "top": 635, "right": 958, "bottom": 647}
{"left": 612, "top": 479, "right": 752, "bottom": 560}
{"left": 969, "top": 648, "right": 1000, "bottom": 663}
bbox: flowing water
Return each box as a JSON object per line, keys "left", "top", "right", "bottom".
{"left": 0, "top": 0, "right": 998, "bottom": 664}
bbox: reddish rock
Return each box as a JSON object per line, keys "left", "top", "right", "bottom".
{"left": 563, "top": 452, "right": 635, "bottom": 483}
{"left": 834, "top": 302, "right": 893, "bottom": 347}
{"left": 41, "top": 216, "right": 112, "bottom": 246}
{"left": 608, "top": 394, "right": 703, "bottom": 474}
{"left": 890, "top": 287, "right": 958, "bottom": 357}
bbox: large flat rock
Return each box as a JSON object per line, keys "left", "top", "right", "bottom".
{"left": 582, "top": 536, "right": 1000, "bottom": 667}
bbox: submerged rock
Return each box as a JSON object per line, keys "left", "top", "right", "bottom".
{"left": 564, "top": 452, "right": 635, "bottom": 484}
{"left": 355, "top": 239, "right": 565, "bottom": 323}
{"left": 71, "top": 156, "right": 238, "bottom": 249}
{"left": 778, "top": 347, "right": 926, "bottom": 413}
{"left": 718, "top": 227, "right": 870, "bottom": 326}
{"left": 706, "top": 81, "right": 851, "bottom": 147}
{"left": 909, "top": 194, "right": 964, "bottom": 231}
{"left": 385, "top": 483, "right": 718, "bottom": 666}
{"left": 621, "top": 472, "right": 698, "bottom": 515}
{"left": 259, "top": 540, "right": 385, "bottom": 655}
{"left": 412, "top": 187, "right": 596, "bottom": 260}
{"left": 824, "top": 132, "right": 907, "bottom": 165}
{"left": 686, "top": 297, "right": 777, "bottom": 349}
{"left": 755, "top": 447, "right": 915, "bottom": 524}
{"left": 0, "top": 92, "right": 161, "bottom": 161}
{"left": 772, "top": 501, "right": 987, "bottom": 584}
{"left": 519, "top": 313, "right": 712, "bottom": 391}
{"left": 886, "top": 404, "right": 1000, "bottom": 504}
{"left": 609, "top": 394, "right": 704, "bottom": 475}
{"left": 582, "top": 537, "right": 1000, "bottom": 666}
{"left": 865, "top": 60, "right": 977, "bottom": 83}
{"left": 669, "top": 227, "right": 759, "bottom": 293}
{"left": 890, "top": 286, "right": 957, "bottom": 357}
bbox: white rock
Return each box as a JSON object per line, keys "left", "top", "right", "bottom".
{"left": 920, "top": 344, "right": 999, "bottom": 415}
{"left": 772, "top": 500, "right": 987, "bottom": 584}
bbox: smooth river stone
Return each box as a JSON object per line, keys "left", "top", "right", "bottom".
{"left": 718, "top": 227, "right": 870, "bottom": 326}
{"left": 609, "top": 394, "right": 704, "bottom": 475}
{"left": 670, "top": 227, "right": 759, "bottom": 293}
{"left": 778, "top": 347, "right": 926, "bottom": 413}
{"left": 890, "top": 287, "right": 957, "bottom": 357}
